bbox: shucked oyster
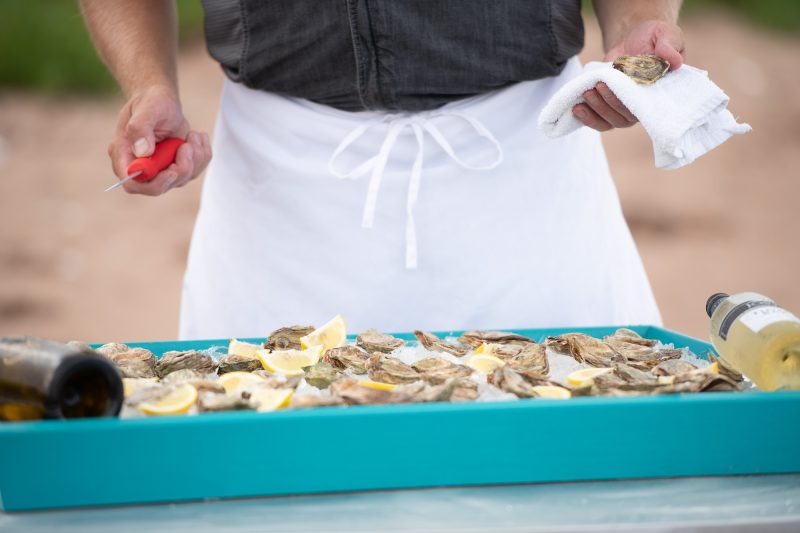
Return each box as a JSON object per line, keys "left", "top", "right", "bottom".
{"left": 612, "top": 54, "right": 670, "bottom": 85}
{"left": 366, "top": 354, "right": 421, "bottom": 384}
{"left": 356, "top": 329, "right": 405, "bottom": 353}
{"left": 458, "top": 330, "right": 535, "bottom": 349}
{"left": 414, "top": 330, "right": 469, "bottom": 357}
{"left": 98, "top": 343, "right": 158, "bottom": 379}
{"left": 303, "top": 362, "right": 341, "bottom": 389}
{"left": 411, "top": 357, "right": 473, "bottom": 384}
{"left": 324, "top": 345, "right": 370, "bottom": 373}
{"left": 546, "top": 333, "right": 625, "bottom": 368}
{"left": 218, "top": 352, "right": 262, "bottom": 374}
{"left": 264, "top": 325, "right": 314, "bottom": 351}
{"left": 156, "top": 350, "right": 217, "bottom": 377}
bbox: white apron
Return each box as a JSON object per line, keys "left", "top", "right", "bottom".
{"left": 179, "top": 58, "right": 661, "bottom": 340}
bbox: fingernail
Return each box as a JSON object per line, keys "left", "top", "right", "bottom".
{"left": 133, "top": 138, "right": 149, "bottom": 157}
{"left": 575, "top": 108, "right": 586, "bottom": 119}
{"left": 186, "top": 147, "right": 193, "bottom": 161}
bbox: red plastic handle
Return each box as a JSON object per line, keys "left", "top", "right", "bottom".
{"left": 126, "top": 137, "right": 186, "bottom": 182}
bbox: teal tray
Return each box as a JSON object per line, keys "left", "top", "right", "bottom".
{"left": 1, "top": 325, "right": 798, "bottom": 512}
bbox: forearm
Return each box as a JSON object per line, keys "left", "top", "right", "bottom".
{"left": 592, "top": 0, "right": 682, "bottom": 52}
{"left": 80, "top": 0, "right": 178, "bottom": 97}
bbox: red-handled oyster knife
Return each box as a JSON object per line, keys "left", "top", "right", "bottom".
{"left": 104, "top": 137, "right": 186, "bottom": 192}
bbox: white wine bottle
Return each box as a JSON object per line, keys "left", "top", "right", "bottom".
{"left": 707, "top": 292, "right": 800, "bottom": 391}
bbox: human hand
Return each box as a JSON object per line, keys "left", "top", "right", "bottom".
{"left": 108, "top": 85, "right": 211, "bottom": 195}
{"left": 573, "top": 20, "right": 685, "bottom": 132}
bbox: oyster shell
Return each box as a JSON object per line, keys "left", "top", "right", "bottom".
{"left": 197, "top": 391, "right": 252, "bottom": 412}
{"left": 607, "top": 328, "right": 658, "bottom": 347}
{"left": 329, "top": 378, "right": 403, "bottom": 405}
{"left": 323, "top": 345, "right": 371, "bottom": 373}
{"left": 303, "top": 362, "right": 341, "bottom": 389}
{"left": 489, "top": 366, "right": 540, "bottom": 398}
{"left": 100, "top": 344, "right": 158, "bottom": 378}
{"left": 67, "top": 340, "right": 94, "bottom": 352}
{"left": 708, "top": 353, "right": 744, "bottom": 383}
{"left": 161, "top": 368, "right": 205, "bottom": 385}
{"left": 291, "top": 394, "right": 346, "bottom": 409}
{"left": 612, "top": 54, "right": 670, "bottom": 84}
{"left": 652, "top": 359, "right": 698, "bottom": 377}
{"left": 658, "top": 365, "right": 742, "bottom": 394}
{"left": 252, "top": 372, "right": 302, "bottom": 390}
{"left": 356, "top": 329, "right": 405, "bottom": 353}
{"left": 452, "top": 378, "right": 479, "bottom": 402}
{"left": 548, "top": 333, "right": 625, "bottom": 368}
{"left": 218, "top": 353, "right": 262, "bottom": 374}
{"left": 458, "top": 330, "right": 535, "bottom": 348}
{"left": 156, "top": 350, "right": 218, "bottom": 377}
{"left": 506, "top": 343, "right": 549, "bottom": 376}
{"left": 124, "top": 382, "right": 169, "bottom": 407}
{"left": 366, "top": 354, "right": 421, "bottom": 384}
{"left": 604, "top": 333, "right": 682, "bottom": 371}
{"left": 411, "top": 357, "right": 473, "bottom": 384}
{"left": 395, "top": 378, "right": 463, "bottom": 403}
{"left": 265, "top": 325, "right": 314, "bottom": 351}
{"left": 413, "top": 330, "right": 469, "bottom": 357}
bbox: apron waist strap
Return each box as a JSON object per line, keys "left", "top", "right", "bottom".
{"left": 328, "top": 112, "right": 504, "bottom": 269}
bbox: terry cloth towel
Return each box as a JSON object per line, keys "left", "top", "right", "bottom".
{"left": 538, "top": 61, "right": 751, "bottom": 169}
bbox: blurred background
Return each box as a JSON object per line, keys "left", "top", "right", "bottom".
{"left": 0, "top": 1, "right": 798, "bottom": 342}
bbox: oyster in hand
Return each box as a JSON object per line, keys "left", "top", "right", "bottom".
{"left": 265, "top": 325, "right": 315, "bottom": 351}
{"left": 218, "top": 353, "right": 262, "bottom": 374}
{"left": 458, "top": 330, "right": 535, "bottom": 349}
{"left": 414, "top": 330, "right": 469, "bottom": 357}
{"left": 324, "top": 345, "right": 371, "bottom": 373}
{"left": 156, "top": 350, "right": 218, "bottom": 377}
{"left": 612, "top": 54, "right": 670, "bottom": 84}
{"left": 303, "top": 362, "right": 341, "bottom": 389}
{"left": 366, "top": 354, "right": 421, "bottom": 384}
{"left": 356, "top": 329, "right": 405, "bottom": 353}
{"left": 411, "top": 357, "right": 472, "bottom": 384}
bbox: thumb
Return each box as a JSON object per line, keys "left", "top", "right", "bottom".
{"left": 654, "top": 27, "right": 685, "bottom": 70}
{"left": 125, "top": 109, "right": 158, "bottom": 158}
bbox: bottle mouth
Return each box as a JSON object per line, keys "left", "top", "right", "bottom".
{"left": 706, "top": 293, "right": 729, "bottom": 318}
{"left": 46, "top": 355, "right": 123, "bottom": 419}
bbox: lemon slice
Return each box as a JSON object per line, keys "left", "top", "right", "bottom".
{"left": 566, "top": 367, "right": 612, "bottom": 386}
{"left": 657, "top": 375, "right": 676, "bottom": 385}
{"left": 122, "top": 377, "right": 158, "bottom": 397}
{"left": 467, "top": 354, "right": 505, "bottom": 374}
{"left": 250, "top": 387, "right": 293, "bottom": 412}
{"left": 217, "top": 371, "right": 265, "bottom": 393}
{"left": 138, "top": 384, "right": 197, "bottom": 416}
{"left": 531, "top": 385, "right": 571, "bottom": 399}
{"left": 228, "top": 338, "right": 262, "bottom": 358}
{"left": 300, "top": 314, "right": 347, "bottom": 351}
{"left": 257, "top": 345, "right": 324, "bottom": 376}
{"left": 358, "top": 379, "right": 397, "bottom": 391}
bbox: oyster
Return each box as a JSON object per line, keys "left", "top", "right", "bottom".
{"left": 708, "top": 353, "right": 744, "bottom": 383}
{"left": 323, "top": 345, "right": 371, "bottom": 373}
{"left": 607, "top": 328, "right": 658, "bottom": 347}
{"left": 156, "top": 350, "right": 217, "bottom": 377}
{"left": 303, "top": 362, "right": 341, "bottom": 389}
{"left": 652, "top": 359, "right": 698, "bottom": 377}
{"left": 414, "top": 330, "right": 469, "bottom": 357}
{"left": 252, "top": 372, "right": 302, "bottom": 390}
{"left": 291, "top": 394, "right": 346, "bottom": 409}
{"left": 506, "top": 343, "right": 549, "bottom": 376}
{"left": 489, "top": 366, "right": 540, "bottom": 398}
{"left": 396, "top": 378, "right": 462, "bottom": 403}
{"left": 329, "top": 378, "right": 403, "bottom": 405}
{"left": 96, "top": 342, "right": 131, "bottom": 359}
{"left": 547, "top": 333, "right": 625, "bottom": 368}
{"left": 451, "top": 379, "right": 480, "bottom": 402}
{"left": 366, "top": 354, "right": 421, "bottom": 384}
{"left": 411, "top": 357, "right": 472, "bottom": 384}
{"left": 264, "top": 325, "right": 314, "bottom": 351}
{"left": 124, "top": 382, "right": 169, "bottom": 407}
{"left": 658, "top": 365, "right": 742, "bottom": 394}
{"left": 161, "top": 368, "right": 205, "bottom": 385}
{"left": 612, "top": 54, "right": 670, "bottom": 84}
{"left": 67, "top": 340, "right": 94, "bottom": 352}
{"left": 604, "top": 332, "right": 682, "bottom": 371}
{"left": 218, "top": 353, "right": 263, "bottom": 374}
{"left": 100, "top": 345, "right": 158, "bottom": 379}
{"left": 458, "top": 330, "right": 535, "bottom": 348}
{"left": 356, "top": 329, "right": 405, "bottom": 353}
{"left": 197, "top": 391, "right": 252, "bottom": 412}
{"left": 612, "top": 362, "right": 660, "bottom": 390}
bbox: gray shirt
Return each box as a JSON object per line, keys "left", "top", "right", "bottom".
{"left": 202, "top": 0, "right": 584, "bottom": 112}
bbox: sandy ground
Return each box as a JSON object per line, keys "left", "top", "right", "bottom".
{"left": 0, "top": 10, "right": 798, "bottom": 343}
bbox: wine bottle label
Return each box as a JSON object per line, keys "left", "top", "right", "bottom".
{"left": 739, "top": 306, "right": 800, "bottom": 334}
{"left": 718, "top": 300, "right": 776, "bottom": 340}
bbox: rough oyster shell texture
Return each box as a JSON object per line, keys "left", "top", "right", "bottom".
{"left": 265, "top": 325, "right": 314, "bottom": 351}
{"left": 198, "top": 391, "right": 252, "bottom": 412}
{"left": 356, "top": 329, "right": 405, "bottom": 353}
{"left": 612, "top": 54, "right": 670, "bottom": 84}
{"left": 458, "top": 330, "right": 535, "bottom": 348}
{"left": 218, "top": 353, "right": 263, "bottom": 374}
{"left": 329, "top": 378, "right": 403, "bottom": 405}
{"left": 413, "top": 330, "right": 469, "bottom": 357}
{"left": 506, "top": 343, "right": 549, "bottom": 377}
{"left": 98, "top": 343, "right": 158, "bottom": 379}
{"left": 303, "top": 362, "right": 342, "bottom": 389}
{"left": 156, "top": 350, "right": 218, "bottom": 377}
{"left": 366, "top": 354, "right": 421, "bottom": 384}
{"left": 411, "top": 357, "right": 473, "bottom": 384}
{"left": 323, "top": 345, "right": 371, "bottom": 374}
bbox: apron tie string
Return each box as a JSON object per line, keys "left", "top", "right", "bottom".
{"left": 328, "top": 112, "right": 503, "bottom": 269}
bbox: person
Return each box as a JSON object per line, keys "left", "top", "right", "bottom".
{"left": 81, "top": 0, "right": 685, "bottom": 339}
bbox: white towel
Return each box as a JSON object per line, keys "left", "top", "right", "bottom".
{"left": 538, "top": 61, "right": 751, "bottom": 169}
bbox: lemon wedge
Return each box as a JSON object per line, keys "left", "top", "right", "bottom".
{"left": 566, "top": 367, "right": 612, "bottom": 387}
{"left": 257, "top": 345, "right": 323, "bottom": 376}
{"left": 358, "top": 379, "right": 397, "bottom": 391}
{"left": 138, "top": 384, "right": 197, "bottom": 416}
{"left": 217, "top": 371, "right": 265, "bottom": 393}
{"left": 122, "top": 377, "right": 158, "bottom": 397}
{"left": 228, "top": 338, "right": 262, "bottom": 358}
{"left": 467, "top": 354, "right": 505, "bottom": 374}
{"left": 657, "top": 375, "right": 676, "bottom": 385}
{"left": 300, "top": 314, "right": 347, "bottom": 351}
{"left": 250, "top": 387, "right": 293, "bottom": 412}
{"left": 531, "top": 385, "right": 571, "bottom": 399}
